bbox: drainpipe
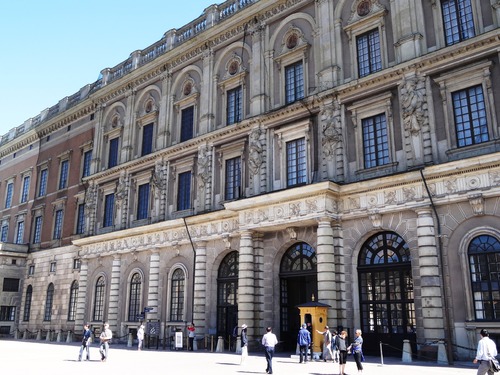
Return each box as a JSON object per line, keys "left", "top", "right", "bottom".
{"left": 419, "top": 169, "right": 453, "bottom": 364}
{"left": 183, "top": 218, "right": 196, "bottom": 325}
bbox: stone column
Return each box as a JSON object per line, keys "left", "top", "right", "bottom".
{"left": 122, "top": 90, "right": 136, "bottom": 162}
{"left": 108, "top": 255, "right": 122, "bottom": 331}
{"left": 315, "top": 0, "right": 337, "bottom": 88}
{"left": 193, "top": 241, "right": 207, "bottom": 337}
{"left": 332, "top": 219, "right": 346, "bottom": 326}
{"left": 146, "top": 249, "right": 160, "bottom": 320}
{"left": 316, "top": 218, "right": 336, "bottom": 320}
{"left": 253, "top": 233, "right": 264, "bottom": 331}
{"left": 157, "top": 73, "right": 171, "bottom": 150}
{"left": 75, "top": 259, "right": 89, "bottom": 325}
{"left": 249, "top": 22, "right": 267, "bottom": 115}
{"left": 200, "top": 49, "right": 215, "bottom": 134}
{"left": 390, "top": 0, "right": 424, "bottom": 62}
{"left": 415, "top": 208, "right": 445, "bottom": 341}
{"left": 238, "top": 231, "right": 255, "bottom": 336}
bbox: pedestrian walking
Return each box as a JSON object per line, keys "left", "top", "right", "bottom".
{"left": 262, "top": 326, "right": 278, "bottom": 374}
{"left": 316, "top": 325, "right": 332, "bottom": 361}
{"left": 240, "top": 324, "right": 248, "bottom": 365}
{"left": 78, "top": 324, "right": 92, "bottom": 361}
{"left": 99, "top": 322, "right": 112, "bottom": 362}
{"left": 335, "top": 330, "right": 348, "bottom": 375}
{"left": 137, "top": 324, "right": 145, "bottom": 351}
{"left": 298, "top": 323, "right": 311, "bottom": 363}
{"left": 473, "top": 329, "right": 498, "bottom": 375}
{"left": 348, "top": 329, "right": 364, "bottom": 373}
{"left": 331, "top": 330, "right": 339, "bottom": 363}
{"left": 187, "top": 323, "right": 196, "bottom": 351}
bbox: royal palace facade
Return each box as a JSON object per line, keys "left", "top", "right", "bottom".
{"left": 1, "top": 0, "right": 500, "bottom": 362}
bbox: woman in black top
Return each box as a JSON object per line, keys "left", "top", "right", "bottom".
{"left": 335, "top": 330, "right": 348, "bottom": 375}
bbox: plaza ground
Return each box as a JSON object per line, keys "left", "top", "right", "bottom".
{"left": 0, "top": 339, "right": 479, "bottom": 375}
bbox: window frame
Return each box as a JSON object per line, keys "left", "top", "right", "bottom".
{"left": 20, "top": 175, "right": 30, "bottom": 203}
{"left": 38, "top": 168, "right": 48, "bottom": 197}
{"left": 127, "top": 272, "right": 143, "bottom": 322}
{"left": 53, "top": 209, "right": 64, "bottom": 240}
{"left": 169, "top": 267, "right": 187, "bottom": 322}
{"left": 15, "top": 220, "right": 24, "bottom": 244}
{"left": 5, "top": 181, "right": 14, "bottom": 209}
{"left": 58, "top": 159, "right": 69, "bottom": 190}
{"left": 440, "top": 0, "right": 476, "bottom": 47}
{"left": 68, "top": 281, "right": 79, "bottom": 321}
{"left": 33, "top": 215, "right": 42, "bottom": 244}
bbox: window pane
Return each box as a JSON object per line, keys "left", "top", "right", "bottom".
{"left": 103, "top": 194, "right": 115, "bottom": 227}
{"left": 442, "top": 0, "right": 475, "bottom": 46}
{"left": 82, "top": 150, "right": 92, "bottom": 178}
{"left": 285, "top": 62, "right": 304, "bottom": 104}
{"left": 362, "top": 114, "right": 389, "bottom": 168}
{"left": 170, "top": 269, "right": 185, "bottom": 321}
{"left": 33, "top": 216, "right": 42, "bottom": 243}
{"left": 357, "top": 29, "right": 381, "bottom": 77}
{"left": 59, "top": 160, "right": 69, "bottom": 189}
{"left": 181, "top": 107, "right": 194, "bottom": 142}
{"left": 141, "top": 123, "right": 154, "bottom": 156}
{"left": 225, "top": 157, "right": 241, "bottom": 200}
{"left": 286, "top": 138, "right": 307, "bottom": 187}
{"left": 137, "top": 183, "right": 150, "bottom": 220}
{"left": 53, "top": 210, "right": 63, "bottom": 239}
{"left": 76, "top": 204, "right": 85, "bottom": 235}
{"left": 108, "top": 138, "right": 119, "bottom": 168}
{"left": 38, "top": 169, "right": 48, "bottom": 196}
{"left": 453, "top": 85, "right": 488, "bottom": 148}
{"left": 227, "top": 86, "right": 242, "bottom": 125}
{"left": 21, "top": 176, "right": 30, "bottom": 203}
{"left": 177, "top": 172, "right": 191, "bottom": 211}
{"left": 128, "top": 273, "right": 142, "bottom": 321}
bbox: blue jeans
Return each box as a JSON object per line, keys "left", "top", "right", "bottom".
{"left": 299, "top": 344, "right": 308, "bottom": 363}
{"left": 78, "top": 343, "right": 90, "bottom": 361}
{"left": 264, "top": 346, "right": 275, "bottom": 373}
{"left": 99, "top": 341, "right": 109, "bottom": 360}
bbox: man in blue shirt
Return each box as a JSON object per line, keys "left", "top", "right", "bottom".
{"left": 297, "top": 323, "right": 311, "bottom": 363}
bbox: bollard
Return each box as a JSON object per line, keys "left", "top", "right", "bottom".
{"left": 402, "top": 339, "right": 412, "bottom": 363}
{"left": 46, "top": 331, "right": 51, "bottom": 342}
{"left": 14, "top": 329, "right": 18, "bottom": 340}
{"left": 23, "top": 330, "right": 28, "bottom": 340}
{"left": 193, "top": 336, "right": 198, "bottom": 351}
{"left": 57, "top": 330, "right": 62, "bottom": 342}
{"left": 211, "top": 335, "right": 214, "bottom": 352}
{"left": 236, "top": 336, "right": 242, "bottom": 354}
{"left": 128, "top": 333, "right": 133, "bottom": 347}
{"left": 216, "top": 336, "right": 224, "bottom": 352}
{"left": 437, "top": 340, "right": 449, "bottom": 365}
{"left": 36, "top": 330, "right": 42, "bottom": 340}
{"left": 379, "top": 341, "right": 384, "bottom": 366}
{"left": 66, "top": 330, "right": 72, "bottom": 343}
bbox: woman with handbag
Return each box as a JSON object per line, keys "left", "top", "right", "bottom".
{"left": 473, "top": 329, "right": 498, "bottom": 375}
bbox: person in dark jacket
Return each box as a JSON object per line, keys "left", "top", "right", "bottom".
{"left": 78, "top": 324, "right": 92, "bottom": 361}
{"left": 297, "top": 324, "right": 311, "bottom": 363}
{"left": 240, "top": 324, "right": 248, "bottom": 365}
{"left": 335, "top": 330, "right": 348, "bottom": 375}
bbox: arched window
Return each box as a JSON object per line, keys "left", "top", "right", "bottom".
{"left": 170, "top": 268, "right": 185, "bottom": 321}
{"left": 68, "top": 281, "right": 79, "bottom": 321}
{"left": 280, "top": 242, "right": 317, "bottom": 274}
{"left": 358, "top": 231, "right": 414, "bottom": 355}
{"left": 44, "top": 283, "right": 55, "bottom": 321}
{"left": 128, "top": 273, "right": 142, "bottom": 322}
{"left": 93, "top": 276, "right": 105, "bottom": 322}
{"left": 217, "top": 251, "right": 239, "bottom": 341}
{"left": 23, "top": 285, "right": 33, "bottom": 322}
{"left": 468, "top": 235, "right": 500, "bottom": 320}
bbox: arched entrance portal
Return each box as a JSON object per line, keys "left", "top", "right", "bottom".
{"left": 280, "top": 242, "right": 317, "bottom": 351}
{"left": 358, "top": 231, "right": 415, "bottom": 356}
{"left": 217, "top": 251, "right": 239, "bottom": 349}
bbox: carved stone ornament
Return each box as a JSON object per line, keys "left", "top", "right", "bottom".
{"left": 369, "top": 211, "right": 382, "bottom": 228}
{"left": 286, "top": 227, "right": 298, "bottom": 240}
{"left": 468, "top": 194, "right": 484, "bottom": 215}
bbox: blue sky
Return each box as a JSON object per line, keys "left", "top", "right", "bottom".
{"left": 0, "top": 0, "right": 215, "bottom": 137}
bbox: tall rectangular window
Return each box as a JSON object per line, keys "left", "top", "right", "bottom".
{"left": 362, "top": 114, "right": 390, "bottom": 168}
{"left": 103, "top": 193, "right": 115, "bottom": 227}
{"left": 357, "top": 29, "right": 382, "bottom": 78}
{"left": 108, "top": 137, "right": 119, "bottom": 168}
{"left": 225, "top": 157, "right": 241, "bottom": 200}
{"left": 53, "top": 210, "right": 63, "bottom": 239}
{"left": 5, "top": 182, "right": 13, "bottom": 208}
{"left": 1, "top": 224, "right": 8, "bottom": 242}
{"left": 33, "top": 216, "right": 42, "bottom": 244}
{"left": 38, "top": 169, "right": 48, "bottom": 196}
{"left": 286, "top": 138, "right": 307, "bottom": 187}
{"left": 21, "top": 176, "right": 30, "bottom": 203}
{"left": 59, "top": 160, "right": 69, "bottom": 189}
{"left": 177, "top": 172, "right": 191, "bottom": 211}
{"left": 141, "top": 123, "right": 154, "bottom": 156}
{"left": 452, "top": 85, "right": 488, "bottom": 148}
{"left": 0, "top": 306, "right": 16, "bottom": 321}
{"left": 15, "top": 221, "right": 24, "bottom": 244}
{"left": 227, "top": 86, "right": 242, "bottom": 125}
{"left": 181, "top": 106, "right": 194, "bottom": 142}
{"left": 76, "top": 203, "right": 85, "bottom": 235}
{"left": 82, "top": 150, "right": 92, "bottom": 178}
{"left": 2, "top": 278, "right": 20, "bottom": 292}
{"left": 442, "top": 0, "right": 475, "bottom": 46}
{"left": 137, "top": 183, "right": 150, "bottom": 220}
{"left": 285, "top": 62, "right": 304, "bottom": 104}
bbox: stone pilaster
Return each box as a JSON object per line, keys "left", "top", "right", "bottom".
{"left": 253, "top": 233, "right": 264, "bottom": 331}
{"left": 332, "top": 220, "right": 346, "bottom": 326}
{"left": 200, "top": 49, "right": 215, "bottom": 134}
{"left": 146, "top": 249, "right": 160, "bottom": 320}
{"left": 193, "top": 241, "right": 207, "bottom": 336}
{"left": 107, "top": 255, "right": 122, "bottom": 330}
{"left": 316, "top": 218, "right": 336, "bottom": 322}
{"left": 416, "top": 208, "right": 445, "bottom": 341}
{"left": 157, "top": 73, "right": 171, "bottom": 149}
{"left": 238, "top": 231, "right": 255, "bottom": 335}
{"left": 249, "top": 22, "right": 267, "bottom": 115}
{"left": 75, "top": 259, "right": 89, "bottom": 326}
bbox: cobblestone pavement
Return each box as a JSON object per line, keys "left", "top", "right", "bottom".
{"left": 0, "top": 340, "right": 477, "bottom": 375}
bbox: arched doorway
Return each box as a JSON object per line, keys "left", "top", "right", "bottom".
{"left": 217, "top": 251, "right": 239, "bottom": 348}
{"left": 280, "top": 242, "right": 317, "bottom": 351}
{"left": 358, "top": 231, "right": 415, "bottom": 356}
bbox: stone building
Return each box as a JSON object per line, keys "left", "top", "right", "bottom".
{"left": 1, "top": 0, "right": 500, "bottom": 361}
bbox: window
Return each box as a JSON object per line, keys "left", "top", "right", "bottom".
{"left": 28, "top": 265, "right": 35, "bottom": 276}
{"left": 33, "top": 216, "right": 42, "bottom": 243}
{"left": 469, "top": 235, "right": 500, "bottom": 320}
{"left": 15, "top": 221, "right": 24, "bottom": 244}
{"left": 58, "top": 160, "right": 69, "bottom": 190}
{"left": 0, "top": 306, "right": 15, "bottom": 321}
{"left": 357, "top": 29, "right": 382, "bottom": 78}
{"left": 217, "top": 251, "right": 239, "bottom": 338}
{"left": 82, "top": 150, "right": 92, "bottom": 178}
{"left": 452, "top": 85, "right": 488, "bottom": 148}
{"left": 23, "top": 285, "right": 32, "bottom": 321}
{"left": 44, "top": 283, "right": 55, "bottom": 321}
{"left": 103, "top": 193, "right": 115, "bottom": 228}
{"left": 53, "top": 209, "right": 63, "bottom": 239}
{"left": 5, "top": 182, "right": 13, "bottom": 208}
{"left": 108, "top": 137, "right": 119, "bottom": 168}
{"left": 76, "top": 203, "right": 85, "bottom": 235}
{"left": 170, "top": 268, "right": 185, "bottom": 321}
{"left": 441, "top": 0, "right": 475, "bottom": 46}
{"left": 73, "top": 259, "right": 81, "bottom": 270}
{"left": 21, "top": 176, "right": 30, "bottom": 203}
{"left": 362, "top": 114, "right": 390, "bottom": 168}
{"left": 137, "top": 183, "right": 150, "bottom": 220}
{"left": 1, "top": 224, "right": 8, "bottom": 242}
{"left": 180, "top": 106, "right": 194, "bottom": 142}
{"left": 225, "top": 157, "right": 241, "bottom": 200}
{"left": 38, "top": 169, "right": 48, "bottom": 196}
{"left": 2, "top": 278, "right": 19, "bottom": 292}
{"left": 141, "top": 123, "right": 154, "bottom": 156}
{"left": 177, "top": 172, "right": 191, "bottom": 211}
{"left": 50, "top": 262, "right": 56, "bottom": 273}
{"left": 285, "top": 62, "right": 304, "bottom": 104}
{"left": 68, "top": 281, "right": 79, "bottom": 321}
{"left": 227, "top": 86, "right": 242, "bottom": 125}
{"left": 93, "top": 276, "right": 105, "bottom": 321}
{"left": 286, "top": 138, "right": 307, "bottom": 187}
{"left": 128, "top": 273, "right": 142, "bottom": 322}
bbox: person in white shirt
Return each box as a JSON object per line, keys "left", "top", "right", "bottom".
{"left": 473, "top": 329, "right": 498, "bottom": 375}
{"left": 261, "top": 326, "right": 278, "bottom": 374}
